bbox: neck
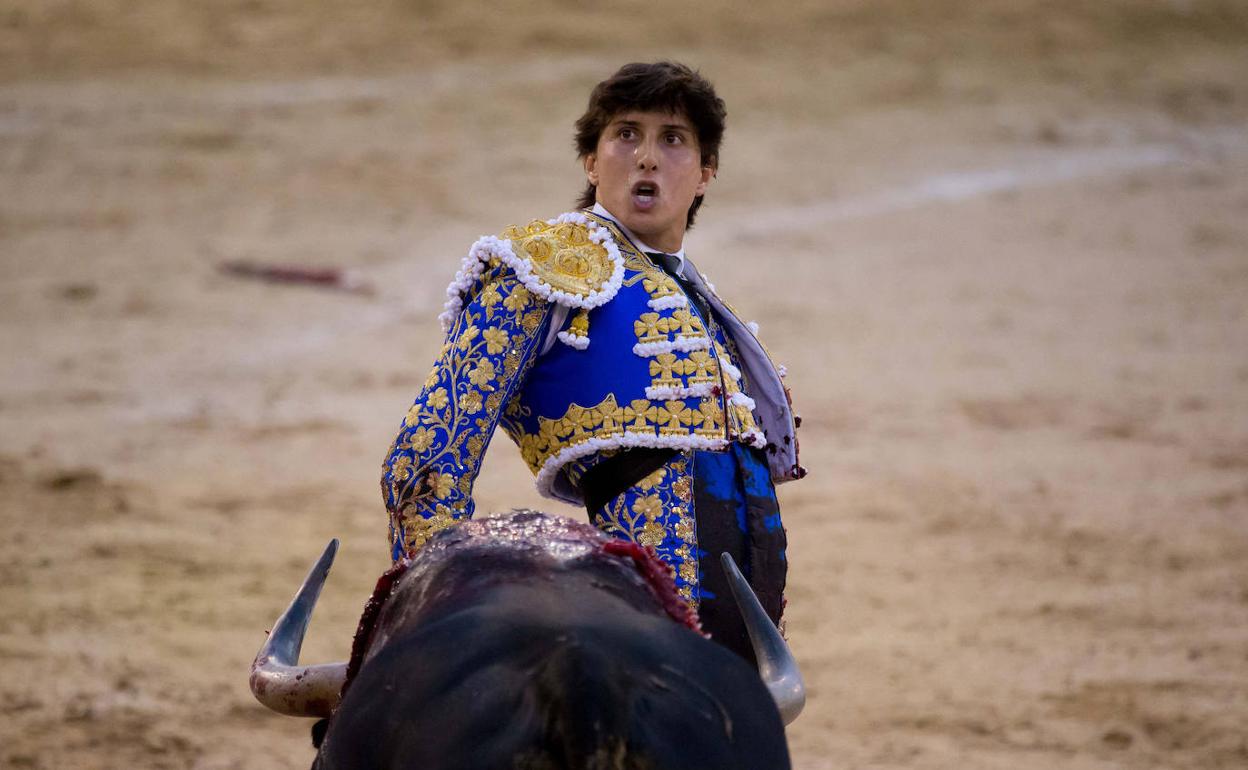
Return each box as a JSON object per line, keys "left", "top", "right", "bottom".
{"left": 648, "top": 232, "right": 684, "bottom": 254}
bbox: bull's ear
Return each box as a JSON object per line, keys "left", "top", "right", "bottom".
{"left": 250, "top": 539, "right": 348, "bottom": 718}
{"left": 720, "top": 552, "right": 806, "bottom": 724}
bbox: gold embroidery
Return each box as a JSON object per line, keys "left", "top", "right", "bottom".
{"left": 668, "top": 308, "right": 705, "bottom": 337}
{"left": 385, "top": 258, "right": 554, "bottom": 557}
{"left": 624, "top": 400, "right": 659, "bottom": 432}
{"left": 503, "top": 286, "right": 532, "bottom": 312}
{"left": 468, "top": 360, "right": 497, "bottom": 388}
{"left": 657, "top": 401, "right": 695, "bottom": 435}
{"left": 502, "top": 219, "right": 617, "bottom": 298}
{"left": 404, "top": 404, "right": 421, "bottom": 427}
{"left": 673, "top": 476, "right": 692, "bottom": 501}
{"left": 389, "top": 455, "right": 412, "bottom": 482}
{"left": 513, "top": 393, "right": 728, "bottom": 474}
{"left": 455, "top": 324, "right": 480, "bottom": 351}
{"left": 595, "top": 219, "right": 663, "bottom": 288}
{"left": 568, "top": 308, "right": 590, "bottom": 338}
{"left": 643, "top": 274, "right": 682, "bottom": 299}
{"left": 401, "top": 504, "right": 456, "bottom": 550}
{"left": 458, "top": 390, "right": 483, "bottom": 413}
{"left": 632, "top": 495, "right": 662, "bottom": 519}
{"left": 592, "top": 214, "right": 766, "bottom": 446}
{"left": 695, "top": 401, "right": 723, "bottom": 434}
{"left": 522, "top": 310, "right": 545, "bottom": 333}
{"left": 502, "top": 349, "right": 522, "bottom": 379}
{"left": 681, "top": 350, "right": 719, "bottom": 384}
{"left": 479, "top": 282, "right": 502, "bottom": 307}
{"left": 635, "top": 467, "right": 667, "bottom": 491}
{"left": 588, "top": 452, "right": 700, "bottom": 603}
{"left": 407, "top": 427, "right": 435, "bottom": 453}
{"left": 485, "top": 391, "right": 504, "bottom": 413}
{"left": 648, "top": 353, "right": 683, "bottom": 389}
{"left": 482, "top": 327, "right": 509, "bottom": 354}
{"left": 427, "top": 471, "right": 455, "bottom": 499}
{"left": 633, "top": 312, "right": 669, "bottom": 343}
{"left": 427, "top": 388, "right": 449, "bottom": 410}
{"left": 639, "top": 521, "right": 666, "bottom": 547}
{"left": 674, "top": 517, "right": 694, "bottom": 542}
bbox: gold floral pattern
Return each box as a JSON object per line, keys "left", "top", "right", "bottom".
{"left": 503, "top": 286, "right": 532, "bottom": 312}
{"left": 403, "top": 404, "right": 422, "bottom": 427}
{"left": 457, "top": 390, "right": 483, "bottom": 413}
{"left": 479, "top": 282, "right": 502, "bottom": 307}
{"left": 591, "top": 454, "right": 700, "bottom": 603}
{"left": 482, "top": 327, "right": 509, "bottom": 354}
{"left": 400, "top": 504, "right": 456, "bottom": 551}
{"left": 672, "top": 476, "right": 692, "bottom": 501}
{"left": 406, "top": 427, "right": 435, "bottom": 453}
{"left": 635, "top": 467, "right": 666, "bottom": 491}
{"left": 632, "top": 495, "right": 663, "bottom": 519}
{"left": 427, "top": 471, "right": 455, "bottom": 499}
{"left": 383, "top": 259, "right": 554, "bottom": 559}
{"left": 468, "top": 360, "right": 496, "bottom": 388}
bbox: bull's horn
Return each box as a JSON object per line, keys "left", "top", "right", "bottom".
{"left": 250, "top": 539, "right": 348, "bottom": 718}
{"left": 720, "top": 552, "right": 806, "bottom": 725}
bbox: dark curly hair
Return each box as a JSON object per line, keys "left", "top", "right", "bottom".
{"left": 574, "top": 61, "right": 726, "bottom": 229}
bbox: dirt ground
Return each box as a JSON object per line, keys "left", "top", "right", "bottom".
{"left": 2, "top": 1, "right": 1247, "bottom": 767}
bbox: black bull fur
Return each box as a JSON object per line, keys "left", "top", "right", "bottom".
{"left": 312, "top": 512, "right": 790, "bottom": 769}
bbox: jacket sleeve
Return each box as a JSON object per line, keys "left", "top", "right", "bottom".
{"left": 382, "top": 259, "right": 554, "bottom": 560}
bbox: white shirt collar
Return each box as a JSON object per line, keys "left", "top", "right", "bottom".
{"left": 590, "top": 203, "right": 686, "bottom": 271}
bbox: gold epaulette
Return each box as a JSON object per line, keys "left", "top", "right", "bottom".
{"left": 501, "top": 217, "right": 619, "bottom": 302}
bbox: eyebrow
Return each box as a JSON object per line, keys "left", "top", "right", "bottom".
{"left": 610, "top": 119, "right": 692, "bottom": 133}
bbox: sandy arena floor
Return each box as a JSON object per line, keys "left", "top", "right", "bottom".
{"left": 2, "top": 1, "right": 1247, "bottom": 767}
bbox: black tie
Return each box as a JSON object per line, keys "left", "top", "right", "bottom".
{"left": 646, "top": 252, "right": 713, "bottom": 321}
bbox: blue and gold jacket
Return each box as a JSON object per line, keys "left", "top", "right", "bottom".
{"left": 383, "top": 211, "right": 801, "bottom": 559}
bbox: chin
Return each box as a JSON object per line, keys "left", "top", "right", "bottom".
{"left": 624, "top": 211, "right": 674, "bottom": 237}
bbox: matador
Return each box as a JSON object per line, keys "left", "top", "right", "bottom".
{"left": 381, "top": 62, "right": 804, "bottom": 664}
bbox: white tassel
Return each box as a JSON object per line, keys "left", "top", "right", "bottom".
{"left": 534, "top": 431, "right": 732, "bottom": 500}
{"left": 632, "top": 336, "right": 712, "bottom": 357}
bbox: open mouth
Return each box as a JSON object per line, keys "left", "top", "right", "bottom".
{"left": 631, "top": 181, "right": 659, "bottom": 209}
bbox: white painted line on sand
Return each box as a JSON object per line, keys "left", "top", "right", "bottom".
{"left": 718, "top": 144, "right": 1184, "bottom": 242}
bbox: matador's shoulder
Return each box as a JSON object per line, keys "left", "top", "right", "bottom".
{"left": 438, "top": 211, "right": 625, "bottom": 332}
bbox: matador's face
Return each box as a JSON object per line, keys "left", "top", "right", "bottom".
{"left": 583, "top": 110, "right": 714, "bottom": 254}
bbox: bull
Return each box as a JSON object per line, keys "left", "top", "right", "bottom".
{"left": 251, "top": 511, "right": 805, "bottom": 769}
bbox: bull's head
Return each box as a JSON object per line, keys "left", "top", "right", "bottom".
{"left": 251, "top": 513, "right": 805, "bottom": 730}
